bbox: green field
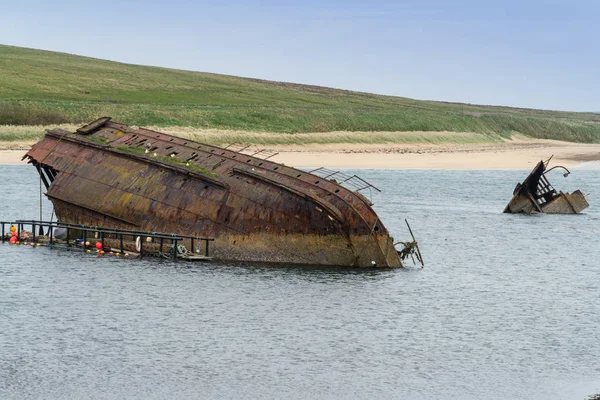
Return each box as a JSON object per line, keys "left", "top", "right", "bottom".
{"left": 2, "top": 44, "right": 600, "bottom": 144}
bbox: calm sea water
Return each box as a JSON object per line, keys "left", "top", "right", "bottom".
{"left": 1, "top": 164, "right": 599, "bottom": 400}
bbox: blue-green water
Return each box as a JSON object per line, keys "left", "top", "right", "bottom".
{"left": 1, "top": 165, "right": 599, "bottom": 399}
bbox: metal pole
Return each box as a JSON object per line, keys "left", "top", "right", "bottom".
{"left": 205, "top": 240, "right": 209, "bottom": 257}
{"left": 120, "top": 234, "right": 124, "bottom": 254}
{"left": 39, "top": 165, "right": 43, "bottom": 224}
{"left": 83, "top": 229, "right": 87, "bottom": 252}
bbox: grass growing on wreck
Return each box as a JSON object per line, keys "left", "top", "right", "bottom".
{"left": 83, "top": 135, "right": 109, "bottom": 145}
{"left": 155, "top": 155, "right": 218, "bottom": 177}
{"left": 115, "top": 145, "right": 146, "bottom": 155}
{"left": 115, "top": 145, "right": 217, "bottom": 177}
{"left": 2, "top": 44, "right": 600, "bottom": 143}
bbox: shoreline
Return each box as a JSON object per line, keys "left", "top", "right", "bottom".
{"left": 269, "top": 141, "right": 600, "bottom": 169}
{"left": 3, "top": 140, "right": 600, "bottom": 169}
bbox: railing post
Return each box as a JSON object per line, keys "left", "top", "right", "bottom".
{"left": 205, "top": 240, "right": 209, "bottom": 257}
{"left": 171, "top": 236, "right": 176, "bottom": 260}
{"left": 83, "top": 229, "right": 87, "bottom": 252}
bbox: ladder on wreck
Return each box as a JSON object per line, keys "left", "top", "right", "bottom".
{"left": 223, "top": 143, "right": 279, "bottom": 160}
{"left": 534, "top": 174, "right": 557, "bottom": 206}
{"left": 308, "top": 167, "right": 381, "bottom": 202}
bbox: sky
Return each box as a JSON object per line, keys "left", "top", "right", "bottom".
{"left": 1, "top": 0, "right": 599, "bottom": 112}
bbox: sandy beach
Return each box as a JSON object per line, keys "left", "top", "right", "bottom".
{"left": 3, "top": 139, "right": 600, "bottom": 169}
{"left": 268, "top": 140, "right": 600, "bottom": 169}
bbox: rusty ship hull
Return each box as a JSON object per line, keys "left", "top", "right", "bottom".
{"left": 25, "top": 118, "right": 404, "bottom": 267}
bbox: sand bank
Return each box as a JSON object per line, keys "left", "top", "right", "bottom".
{"left": 2, "top": 140, "right": 600, "bottom": 169}
{"left": 0, "top": 150, "right": 29, "bottom": 164}
{"left": 268, "top": 141, "right": 600, "bottom": 169}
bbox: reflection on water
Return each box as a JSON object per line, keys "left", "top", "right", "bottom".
{"left": 1, "top": 165, "right": 600, "bottom": 400}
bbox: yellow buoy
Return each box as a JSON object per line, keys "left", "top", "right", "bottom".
{"left": 10, "top": 225, "right": 16, "bottom": 233}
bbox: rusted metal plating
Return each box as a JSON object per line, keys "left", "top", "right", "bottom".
{"left": 503, "top": 159, "right": 589, "bottom": 214}
{"left": 25, "top": 117, "right": 412, "bottom": 267}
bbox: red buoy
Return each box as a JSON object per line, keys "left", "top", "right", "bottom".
{"left": 95, "top": 242, "right": 103, "bottom": 250}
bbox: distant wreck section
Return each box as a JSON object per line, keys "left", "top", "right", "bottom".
{"left": 25, "top": 117, "right": 422, "bottom": 268}
{"left": 503, "top": 158, "right": 588, "bottom": 214}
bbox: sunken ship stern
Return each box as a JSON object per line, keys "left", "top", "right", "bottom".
{"left": 25, "top": 118, "right": 403, "bottom": 268}
{"left": 503, "top": 159, "right": 589, "bottom": 215}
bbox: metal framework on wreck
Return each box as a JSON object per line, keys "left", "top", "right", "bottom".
{"left": 503, "top": 158, "right": 589, "bottom": 214}
{"left": 2, "top": 220, "right": 214, "bottom": 260}
{"left": 24, "top": 117, "right": 414, "bottom": 267}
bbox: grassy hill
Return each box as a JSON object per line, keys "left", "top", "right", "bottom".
{"left": 2, "top": 44, "right": 600, "bottom": 144}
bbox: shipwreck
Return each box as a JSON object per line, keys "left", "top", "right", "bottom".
{"left": 25, "top": 117, "right": 421, "bottom": 267}
{"left": 503, "top": 158, "right": 588, "bottom": 214}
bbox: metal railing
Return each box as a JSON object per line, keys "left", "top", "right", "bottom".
{"left": 1, "top": 220, "right": 214, "bottom": 261}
